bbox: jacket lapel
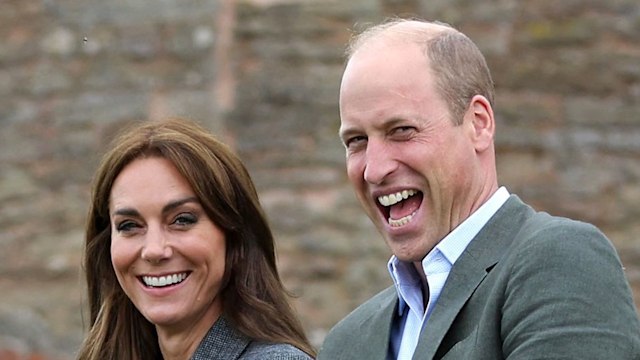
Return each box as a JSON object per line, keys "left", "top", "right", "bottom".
{"left": 357, "top": 286, "right": 399, "bottom": 360}
{"left": 412, "top": 196, "right": 530, "bottom": 359}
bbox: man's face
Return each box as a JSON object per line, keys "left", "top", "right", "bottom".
{"left": 339, "top": 41, "right": 480, "bottom": 262}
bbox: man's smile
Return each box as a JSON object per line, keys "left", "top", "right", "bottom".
{"left": 375, "top": 189, "right": 423, "bottom": 227}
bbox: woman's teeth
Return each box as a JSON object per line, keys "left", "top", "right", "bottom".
{"left": 142, "top": 272, "right": 188, "bottom": 287}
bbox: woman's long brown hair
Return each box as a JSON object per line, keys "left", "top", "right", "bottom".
{"left": 77, "top": 117, "right": 315, "bottom": 359}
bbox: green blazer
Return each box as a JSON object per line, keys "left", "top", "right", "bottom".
{"left": 318, "top": 196, "right": 640, "bottom": 359}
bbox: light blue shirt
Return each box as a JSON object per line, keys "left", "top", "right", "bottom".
{"left": 387, "top": 187, "right": 510, "bottom": 360}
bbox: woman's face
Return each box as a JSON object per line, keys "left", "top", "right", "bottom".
{"left": 109, "top": 156, "right": 226, "bottom": 335}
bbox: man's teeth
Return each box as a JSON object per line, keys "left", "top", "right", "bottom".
{"left": 389, "top": 211, "right": 416, "bottom": 227}
{"left": 142, "top": 273, "right": 188, "bottom": 288}
{"left": 378, "top": 189, "right": 417, "bottom": 207}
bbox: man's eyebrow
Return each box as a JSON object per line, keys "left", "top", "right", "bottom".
{"left": 339, "top": 117, "right": 412, "bottom": 140}
{"left": 338, "top": 127, "right": 357, "bottom": 141}
{"left": 339, "top": 123, "right": 368, "bottom": 141}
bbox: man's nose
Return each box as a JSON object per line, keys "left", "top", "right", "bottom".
{"left": 140, "top": 226, "right": 172, "bottom": 264}
{"left": 363, "top": 139, "right": 396, "bottom": 185}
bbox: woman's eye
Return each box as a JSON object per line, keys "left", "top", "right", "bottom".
{"left": 116, "top": 220, "right": 139, "bottom": 233}
{"left": 173, "top": 213, "right": 197, "bottom": 226}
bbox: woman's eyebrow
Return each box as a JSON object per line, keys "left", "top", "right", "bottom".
{"left": 111, "top": 197, "right": 199, "bottom": 218}
{"left": 162, "top": 196, "right": 200, "bottom": 216}
{"left": 112, "top": 207, "right": 140, "bottom": 217}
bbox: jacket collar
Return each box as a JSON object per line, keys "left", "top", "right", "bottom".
{"left": 413, "top": 195, "right": 533, "bottom": 359}
{"left": 191, "top": 316, "right": 251, "bottom": 360}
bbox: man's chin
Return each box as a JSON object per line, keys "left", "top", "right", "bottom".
{"left": 387, "top": 242, "right": 428, "bottom": 263}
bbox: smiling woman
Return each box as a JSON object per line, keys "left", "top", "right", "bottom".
{"left": 77, "top": 118, "right": 315, "bottom": 360}
{"left": 109, "top": 156, "right": 228, "bottom": 343}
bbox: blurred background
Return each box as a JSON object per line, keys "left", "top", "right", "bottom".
{"left": 1, "top": 0, "right": 639, "bottom": 358}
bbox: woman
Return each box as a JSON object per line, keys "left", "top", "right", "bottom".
{"left": 78, "top": 117, "right": 315, "bottom": 359}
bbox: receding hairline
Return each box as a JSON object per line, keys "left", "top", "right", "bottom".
{"left": 346, "top": 19, "right": 459, "bottom": 59}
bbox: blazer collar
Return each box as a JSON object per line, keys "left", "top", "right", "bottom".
{"left": 413, "top": 195, "right": 532, "bottom": 359}
{"left": 191, "top": 316, "right": 251, "bottom": 360}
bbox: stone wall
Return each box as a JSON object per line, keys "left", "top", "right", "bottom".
{"left": 0, "top": 0, "right": 639, "bottom": 358}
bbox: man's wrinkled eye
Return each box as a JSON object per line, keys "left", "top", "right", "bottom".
{"left": 345, "top": 135, "right": 367, "bottom": 148}
{"left": 387, "top": 126, "right": 417, "bottom": 141}
{"left": 392, "top": 126, "right": 415, "bottom": 136}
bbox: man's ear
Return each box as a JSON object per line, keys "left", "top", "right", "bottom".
{"left": 466, "top": 95, "right": 495, "bottom": 152}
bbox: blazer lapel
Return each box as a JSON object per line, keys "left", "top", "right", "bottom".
{"left": 357, "top": 287, "right": 399, "bottom": 360}
{"left": 412, "top": 196, "right": 529, "bottom": 359}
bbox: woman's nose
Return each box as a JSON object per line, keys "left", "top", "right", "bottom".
{"left": 140, "top": 227, "right": 172, "bottom": 264}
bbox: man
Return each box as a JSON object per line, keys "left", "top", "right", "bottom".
{"left": 318, "top": 18, "right": 640, "bottom": 359}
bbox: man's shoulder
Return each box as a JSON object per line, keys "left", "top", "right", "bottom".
{"left": 514, "top": 204, "right": 612, "bottom": 251}
{"left": 498, "top": 195, "right": 611, "bottom": 251}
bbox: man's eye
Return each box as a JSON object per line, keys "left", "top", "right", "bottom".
{"left": 345, "top": 136, "right": 367, "bottom": 148}
{"left": 173, "top": 213, "right": 197, "bottom": 226}
{"left": 390, "top": 126, "right": 415, "bottom": 139}
{"left": 393, "top": 126, "right": 414, "bottom": 134}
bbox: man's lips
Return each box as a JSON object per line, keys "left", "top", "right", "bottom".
{"left": 375, "top": 189, "right": 423, "bottom": 227}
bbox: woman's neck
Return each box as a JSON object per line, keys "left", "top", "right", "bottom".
{"left": 156, "top": 303, "right": 223, "bottom": 360}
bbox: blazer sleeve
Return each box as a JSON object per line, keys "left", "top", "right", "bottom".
{"left": 500, "top": 219, "right": 640, "bottom": 359}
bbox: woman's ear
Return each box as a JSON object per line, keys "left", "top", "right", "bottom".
{"left": 466, "top": 95, "right": 495, "bottom": 152}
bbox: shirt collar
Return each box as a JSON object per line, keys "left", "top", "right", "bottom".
{"left": 388, "top": 187, "right": 510, "bottom": 315}
{"left": 437, "top": 186, "right": 510, "bottom": 265}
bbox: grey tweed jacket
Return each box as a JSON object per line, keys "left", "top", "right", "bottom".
{"left": 191, "top": 316, "right": 313, "bottom": 360}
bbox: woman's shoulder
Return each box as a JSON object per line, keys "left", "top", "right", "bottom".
{"left": 241, "top": 341, "right": 314, "bottom": 360}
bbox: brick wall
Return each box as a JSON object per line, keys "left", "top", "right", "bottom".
{"left": 1, "top": 0, "right": 639, "bottom": 358}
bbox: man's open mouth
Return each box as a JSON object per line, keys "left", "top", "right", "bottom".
{"left": 377, "top": 189, "right": 423, "bottom": 227}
